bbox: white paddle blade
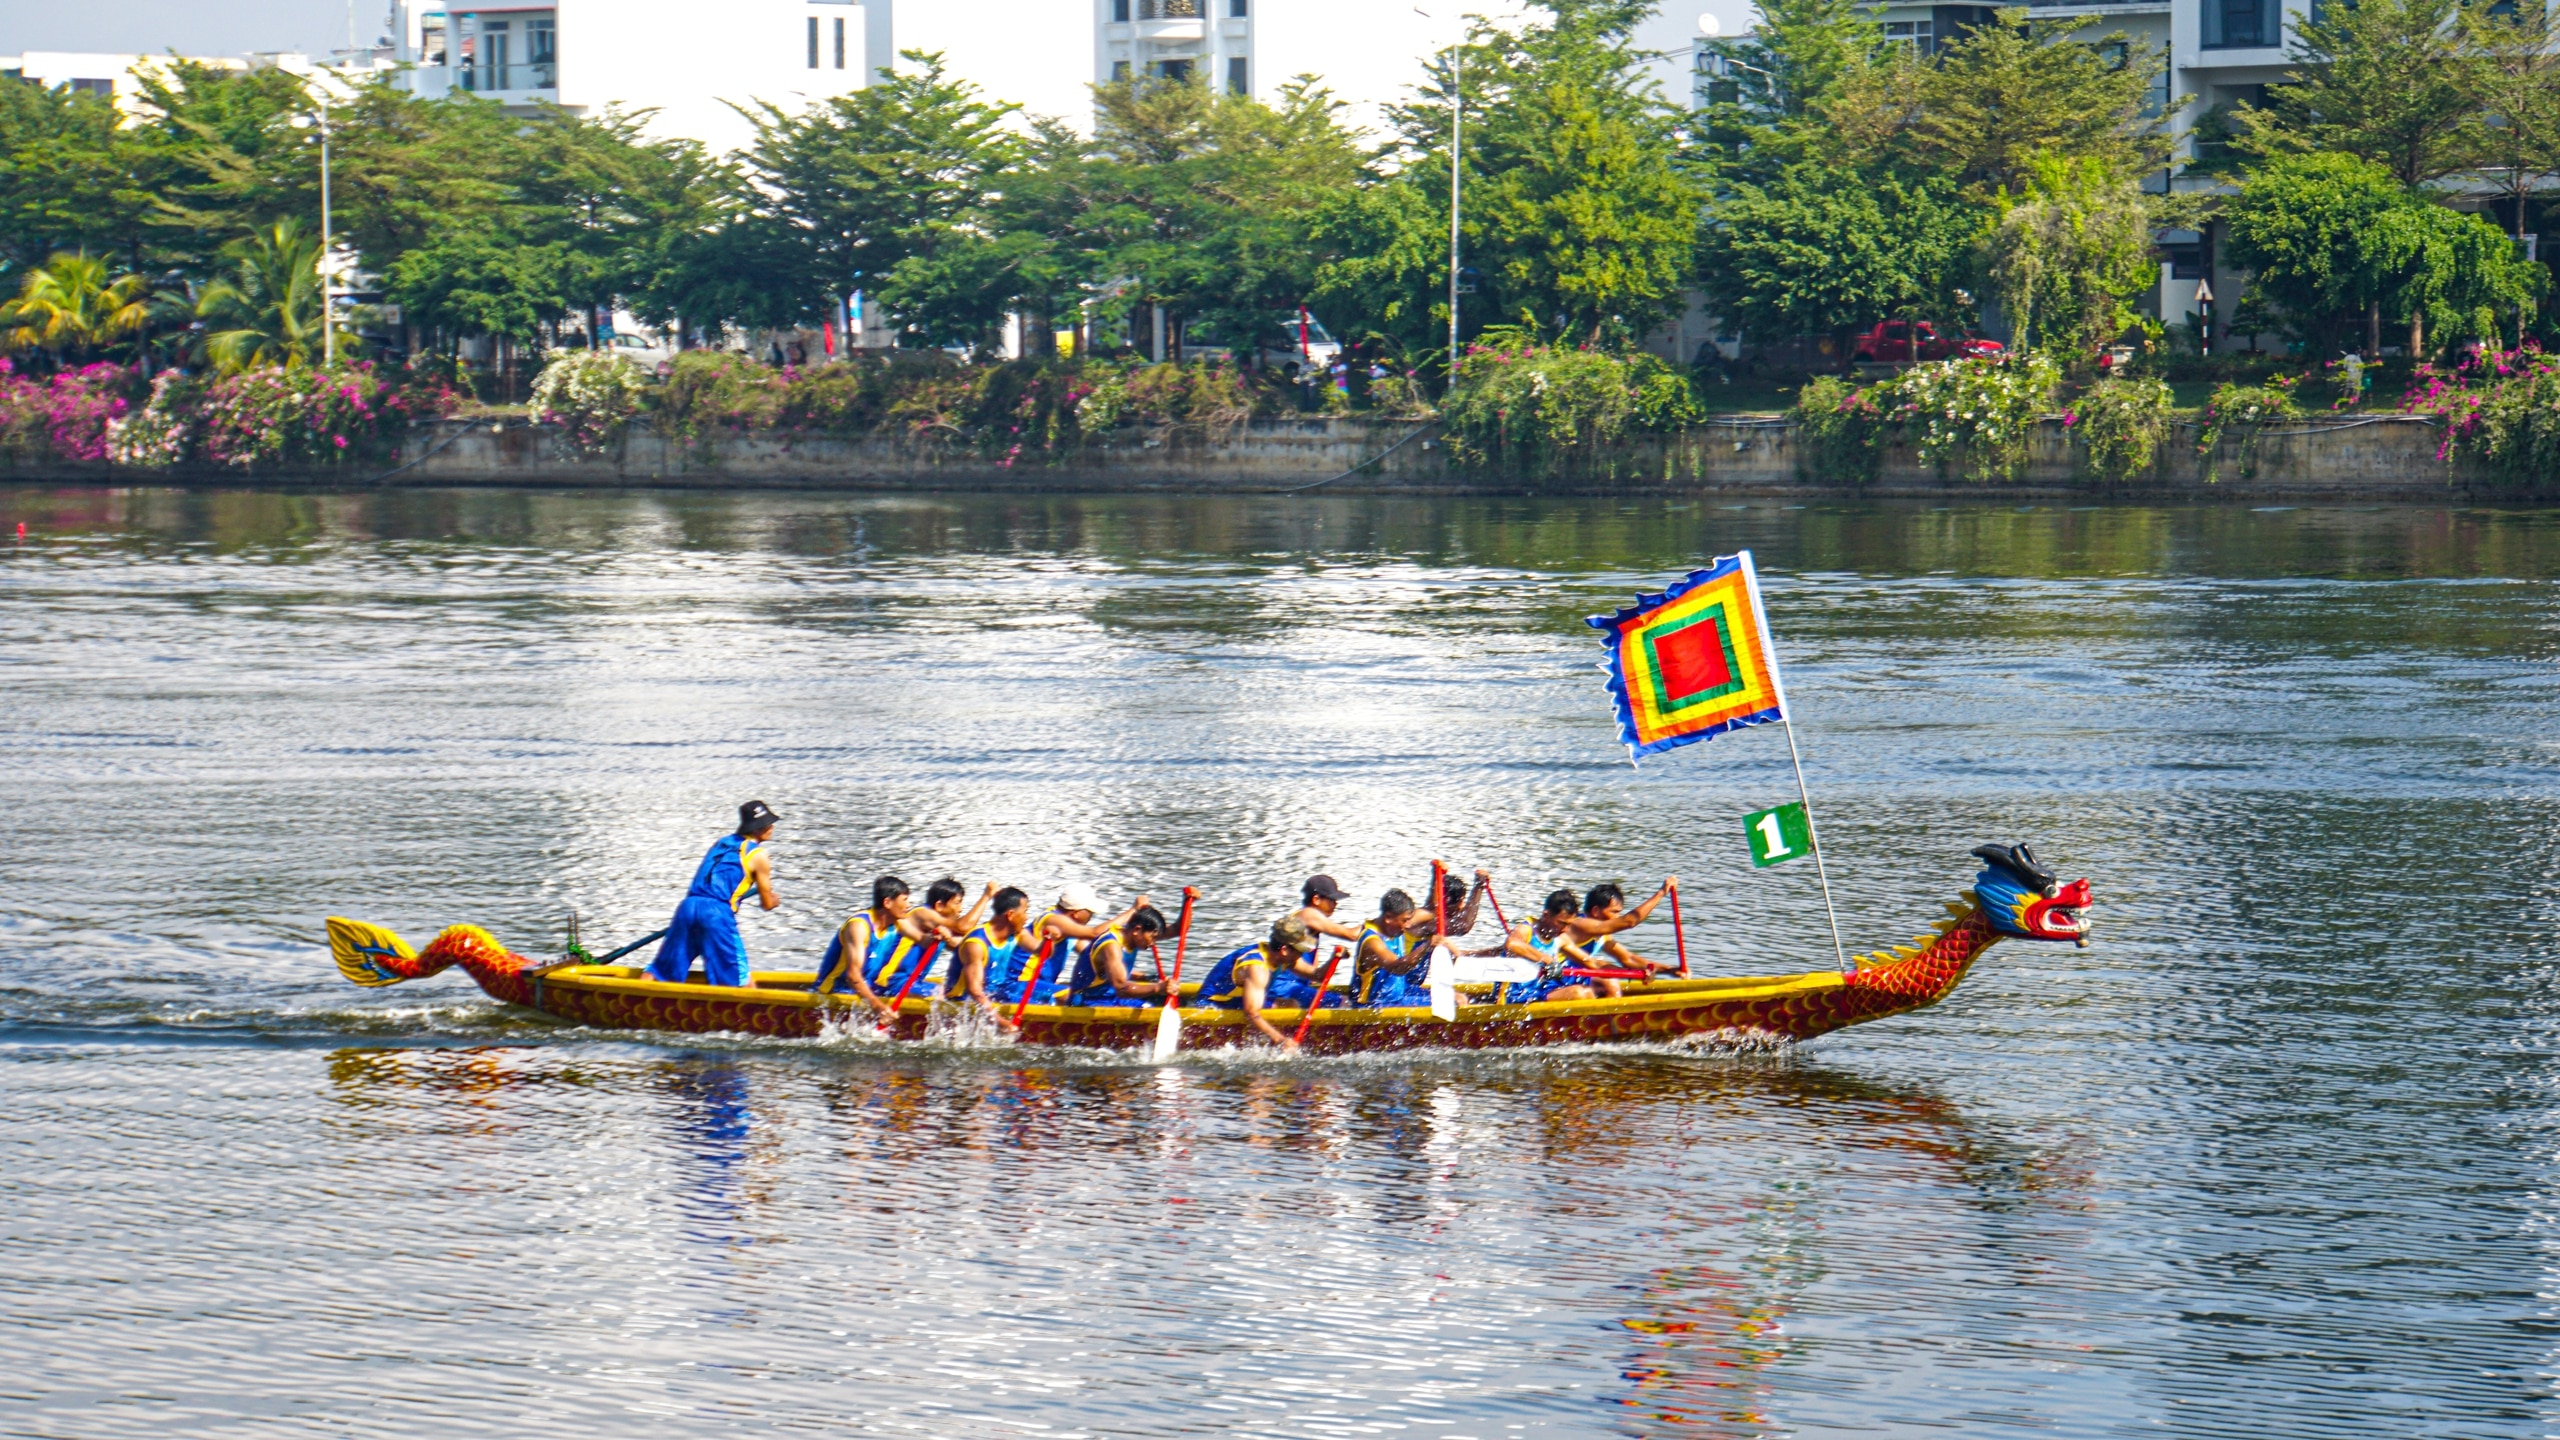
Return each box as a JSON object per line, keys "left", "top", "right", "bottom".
{"left": 1448, "top": 952, "right": 1540, "bottom": 984}
{"left": 1151, "top": 1003, "right": 1182, "bottom": 1062}
{"left": 1423, "top": 940, "right": 1459, "bottom": 1021}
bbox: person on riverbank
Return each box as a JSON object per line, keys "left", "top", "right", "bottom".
{"left": 1565, "top": 880, "right": 1678, "bottom": 998}
{"left": 1196, "top": 915, "right": 1325, "bottom": 1049}
{"left": 1025, "top": 885, "right": 1150, "bottom": 1004}
{"left": 1062, "top": 904, "right": 1172, "bottom": 1006}
{"left": 1501, "top": 889, "right": 1600, "bottom": 1005}
{"left": 1350, "top": 890, "right": 1433, "bottom": 1008}
{"left": 648, "top": 801, "right": 779, "bottom": 988}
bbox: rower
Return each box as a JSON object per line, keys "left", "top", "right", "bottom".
{"left": 648, "top": 801, "right": 780, "bottom": 988}
{"left": 1565, "top": 880, "right": 1677, "bottom": 997}
{"left": 1292, "top": 875, "right": 1366, "bottom": 954}
{"left": 1062, "top": 904, "right": 1171, "bottom": 1007}
{"left": 1351, "top": 889, "right": 1429, "bottom": 1008}
{"left": 810, "top": 875, "right": 923, "bottom": 1021}
{"left": 962, "top": 887, "right": 1041, "bottom": 1017}
{"left": 901, "top": 876, "right": 993, "bottom": 994}
{"left": 1026, "top": 885, "right": 1149, "bottom": 1004}
{"left": 1500, "top": 889, "right": 1600, "bottom": 1005}
{"left": 1195, "top": 915, "right": 1324, "bottom": 1050}
{"left": 1420, "top": 865, "right": 1491, "bottom": 943}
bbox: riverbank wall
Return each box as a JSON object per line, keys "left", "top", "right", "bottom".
{"left": 1, "top": 414, "right": 2540, "bottom": 501}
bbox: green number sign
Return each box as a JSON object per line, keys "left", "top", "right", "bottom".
{"left": 1743, "top": 802, "right": 1812, "bottom": 868}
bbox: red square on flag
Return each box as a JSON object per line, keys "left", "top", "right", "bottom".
{"left": 1653, "top": 617, "right": 1732, "bottom": 703}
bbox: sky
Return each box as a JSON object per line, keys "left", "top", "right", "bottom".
{"left": 4, "top": 0, "right": 1754, "bottom": 145}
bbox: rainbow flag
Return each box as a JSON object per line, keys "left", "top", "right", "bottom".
{"left": 1586, "top": 551, "right": 1792, "bottom": 761}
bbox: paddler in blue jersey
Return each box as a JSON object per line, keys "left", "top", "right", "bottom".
{"left": 1350, "top": 889, "right": 1430, "bottom": 1008}
{"left": 1195, "top": 915, "right": 1324, "bottom": 1051}
{"left": 649, "top": 801, "right": 780, "bottom": 987}
{"left": 814, "top": 876, "right": 995, "bottom": 1015}
{"left": 954, "top": 886, "right": 1039, "bottom": 1022}
{"left": 1061, "top": 904, "right": 1171, "bottom": 1006}
{"left": 1023, "top": 885, "right": 1151, "bottom": 1004}
{"left": 1499, "top": 889, "right": 1602, "bottom": 1005}
{"left": 1564, "top": 880, "right": 1678, "bottom": 997}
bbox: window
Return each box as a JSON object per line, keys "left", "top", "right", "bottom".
{"left": 807, "top": 16, "right": 820, "bottom": 67}
{"left": 1158, "top": 57, "right": 1194, "bottom": 82}
{"left": 1230, "top": 0, "right": 1248, "bottom": 14}
{"left": 1227, "top": 56, "right": 1247, "bottom": 93}
{"left": 1884, "top": 19, "right": 1933, "bottom": 50}
{"left": 478, "top": 20, "right": 510, "bottom": 91}
{"left": 2163, "top": 244, "right": 2207, "bottom": 279}
{"left": 1114, "top": 0, "right": 1130, "bottom": 19}
{"left": 834, "top": 16, "right": 846, "bottom": 67}
{"left": 1112, "top": 59, "right": 1131, "bottom": 80}
{"left": 67, "top": 77, "right": 114, "bottom": 96}
{"left": 525, "top": 17, "right": 556, "bottom": 87}
{"left": 2203, "top": 0, "right": 2277, "bottom": 48}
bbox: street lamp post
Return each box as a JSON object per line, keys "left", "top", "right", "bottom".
{"left": 1422, "top": 8, "right": 1463, "bottom": 375}
{"left": 318, "top": 103, "right": 335, "bottom": 368}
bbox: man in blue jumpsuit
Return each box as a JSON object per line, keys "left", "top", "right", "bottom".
{"left": 649, "top": 801, "right": 780, "bottom": 987}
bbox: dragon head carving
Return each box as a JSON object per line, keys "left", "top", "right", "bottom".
{"left": 1969, "top": 844, "right": 2092, "bottom": 946}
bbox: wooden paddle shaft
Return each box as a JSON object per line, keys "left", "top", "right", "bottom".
{"left": 1668, "top": 882, "right": 1690, "bottom": 978}
{"left": 880, "top": 937, "right": 940, "bottom": 1027}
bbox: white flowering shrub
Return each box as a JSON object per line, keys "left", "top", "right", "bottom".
{"left": 1886, "top": 352, "right": 2061, "bottom": 483}
{"left": 104, "top": 373, "right": 192, "bottom": 468}
{"left": 531, "top": 350, "right": 650, "bottom": 453}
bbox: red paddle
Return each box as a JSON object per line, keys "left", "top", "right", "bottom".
{"left": 1010, "top": 932, "right": 1058, "bottom": 1028}
{"left": 1150, "top": 887, "right": 1199, "bottom": 1062}
{"left": 878, "top": 938, "right": 940, "bottom": 1033}
{"left": 1668, "top": 881, "right": 1691, "bottom": 978}
{"left": 1482, "top": 879, "right": 1511, "bottom": 933}
{"left": 1291, "top": 945, "right": 1345, "bottom": 1046}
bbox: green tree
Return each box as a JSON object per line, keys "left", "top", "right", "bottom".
{"left": 1911, "top": 10, "right": 2171, "bottom": 195}
{"left": 1980, "top": 157, "right": 2159, "bottom": 360}
{"left": 736, "top": 50, "right": 1021, "bottom": 333}
{"left": 2249, "top": 0, "right": 2476, "bottom": 185}
{"left": 1379, "top": 0, "right": 1699, "bottom": 352}
{"left": 1697, "top": 163, "right": 1981, "bottom": 354}
{"left": 0, "top": 82, "right": 151, "bottom": 279}
{"left": 196, "top": 219, "right": 343, "bottom": 371}
{"left": 2224, "top": 151, "right": 2540, "bottom": 355}
{"left": 2459, "top": 4, "right": 2560, "bottom": 243}
{"left": 0, "top": 251, "right": 151, "bottom": 361}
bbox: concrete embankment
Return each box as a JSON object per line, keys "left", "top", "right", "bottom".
{"left": 1, "top": 413, "right": 2540, "bottom": 500}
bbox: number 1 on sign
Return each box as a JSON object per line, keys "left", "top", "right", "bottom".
{"left": 1743, "top": 802, "right": 1812, "bottom": 868}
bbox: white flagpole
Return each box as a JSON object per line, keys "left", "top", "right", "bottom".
{"left": 1738, "top": 552, "right": 1850, "bottom": 974}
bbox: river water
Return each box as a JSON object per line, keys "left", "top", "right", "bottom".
{"left": 4, "top": 487, "right": 2558, "bottom": 1438}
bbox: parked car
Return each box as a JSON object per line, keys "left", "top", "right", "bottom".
{"left": 600, "top": 330, "right": 680, "bottom": 376}
{"left": 1850, "top": 320, "right": 2005, "bottom": 365}
{"left": 1179, "top": 311, "right": 1345, "bottom": 370}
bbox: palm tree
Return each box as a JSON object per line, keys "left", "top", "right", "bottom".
{"left": 0, "top": 252, "right": 152, "bottom": 364}
{"left": 196, "top": 220, "right": 351, "bottom": 372}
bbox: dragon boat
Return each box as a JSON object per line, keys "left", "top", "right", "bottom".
{"left": 324, "top": 845, "right": 2090, "bottom": 1054}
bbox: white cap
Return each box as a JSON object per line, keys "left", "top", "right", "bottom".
{"left": 1057, "top": 884, "right": 1101, "bottom": 915}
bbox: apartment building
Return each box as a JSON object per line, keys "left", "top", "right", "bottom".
{"left": 1093, "top": 0, "right": 1256, "bottom": 95}
{"left": 391, "top": 0, "right": 893, "bottom": 154}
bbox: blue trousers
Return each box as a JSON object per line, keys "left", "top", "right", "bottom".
{"left": 652, "top": 897, "right": 749, "bottom": 986}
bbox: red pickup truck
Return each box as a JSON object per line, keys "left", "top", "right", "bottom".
{"left": 1850, "top": 321, "right": 2005, "bottom": 364}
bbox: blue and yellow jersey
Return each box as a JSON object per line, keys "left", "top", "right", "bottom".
{"left": 1197, "top": 943, "right": 1316, "bottom": 1010}
{"left": 1064, "top": 925, "right": 1126, "bottom": 1006}
{"left": 811, "top": 909, "right": 896, "bottom": 995}
{"left": 683, "top": 834, "right": 767, "bottom": 913}
{"left": 973, "top": 923, "right": 1038, "bottom": 1003}
{"left": 1353, "top": 922, "right": 1424, "bottom": 1008}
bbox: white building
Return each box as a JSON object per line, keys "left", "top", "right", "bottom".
{"left": 389, "top": 0, "right": 894, "bottom": 156}
{"left": 1093, "top": 0, "right": 1255, "bottom": 94}
{"left": 2, "top": 51, "right": 249, "bottom": 108}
